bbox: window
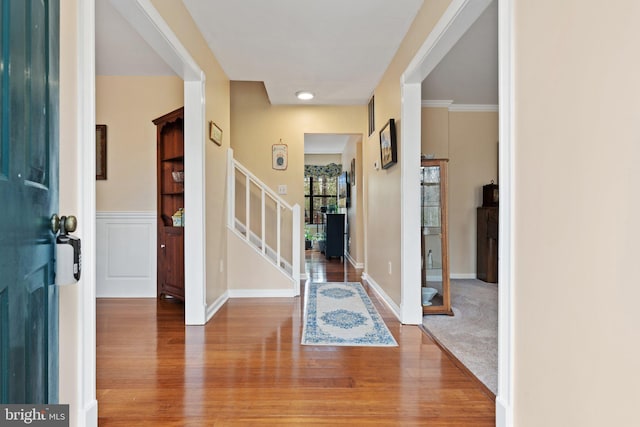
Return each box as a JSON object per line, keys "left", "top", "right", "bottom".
{"left": 304, "top": 176, "right": 337, "bottom": 224}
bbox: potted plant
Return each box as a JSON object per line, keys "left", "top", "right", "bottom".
{"left": 304, "top": 227, "right": 313, "bottom": 250}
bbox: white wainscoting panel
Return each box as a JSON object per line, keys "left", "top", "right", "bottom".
{"left": 97, "top": 212, "right": 157, "bottom": 298}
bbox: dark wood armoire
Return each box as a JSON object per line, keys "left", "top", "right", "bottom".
{"left": 153, "top": 107, "right": 185, "bottom": 300}
{"left": 476, "top": 206, "right": 498, "bottom": 283}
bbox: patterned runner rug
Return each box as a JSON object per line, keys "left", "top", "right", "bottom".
{"left": 302, "top": 282, "right": 397, "bottom": 346}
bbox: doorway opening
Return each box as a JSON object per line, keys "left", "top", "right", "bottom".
{"left": 303, "top": 133, "right": 362, "bottom": 279}
{"left": 399, "top": 0, "right": 512, "bottom": 422}
{"left": 419, "top": 0, "right": 498, "bottom": 394}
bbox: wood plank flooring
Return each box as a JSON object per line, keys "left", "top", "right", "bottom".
{"left": 97, "top": 251, "right": 495, "bottom": 426}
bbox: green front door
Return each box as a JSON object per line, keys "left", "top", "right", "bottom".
{"left": 0, "top": 0, "right": 60, "bottom": 403}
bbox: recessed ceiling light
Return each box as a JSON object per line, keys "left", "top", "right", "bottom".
{"left": 296, "top": 91, "right": 314, "bottom": 101}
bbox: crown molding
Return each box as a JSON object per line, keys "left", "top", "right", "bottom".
{"left": 421, "top": 100, "right": 499, "bottom": 112}
{"left": 449, "top": 104, "right": 499, "bottom": 112}
{"left": 421, "top": 99, "right": 453, "bottom": 108}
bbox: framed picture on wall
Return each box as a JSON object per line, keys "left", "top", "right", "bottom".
{"left": 96, "top": 124, "right": 107, "bottom": 180}
{"left": 350, "top": 158, "right": 356, "bottom": 186}
{"left": 379, "top": 118, "right": 397, "bottom": 169}
{"left": 209, "top": 121, "right": 223, "bottom": 146}
{"left": 272, "top": 143, "right": 288, "bottom": 170}
{"left": 338, "top": 171, "right": 350, "bottom": 208}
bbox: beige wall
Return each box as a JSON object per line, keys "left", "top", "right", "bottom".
{"left": 353, "top": 142, "right": 364, "bottom": 266}
{"left": 421, "top": 108, "right": 498, "bottom": 276}
{"left": 230, "top": 81, "right": 366, "bottom": 274}
{"left": 151, "top": 0, "right": 231, "bottom": 305}
{"left": 449, "top": 112, "right": 497, "bottom": 275}
{"left": 341, "top": 137, "right": 364, "bottom": 265}
{"left": 96, "top": 76, "right": 184, "bottom": 212}
{"left": 513, "top": 0, "right": 640, "bottom": 425}
{"left": 421, "top": 107, "right": 449, "bottom": 158}
{"left": 304, "top": 153, "right": 341, "bottom": 165}
{"left": 227, "top": 230, "right": 294, "bottom": 291}
{"left": 365, "top": 0, "right": 453, "bottom": 304}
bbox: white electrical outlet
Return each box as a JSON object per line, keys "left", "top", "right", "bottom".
{"left": 388, "top": 261, "right": 392, "bottom": 274}
{"left": 278, "top": 185, "right": 287, "bottom": 195}
{"left": 219, "top": 259, "right": 224, "bottom": 273}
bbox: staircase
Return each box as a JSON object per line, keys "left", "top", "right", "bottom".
{"left": 226, "top": 149, "right": 301, "bottom": 294}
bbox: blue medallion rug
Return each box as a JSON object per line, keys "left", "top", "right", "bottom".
{"left": 302, "top": 282, "right": 398, "bottom": 346}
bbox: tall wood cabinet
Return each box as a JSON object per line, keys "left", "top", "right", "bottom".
{"left": 421, "top": 159, "right": 452, "bottom": 315}
{"left": 477, "top": 207, "right": 498, "bottom": 283}
{"left": 153, "top": 107, "right": 185, "bottom": 300}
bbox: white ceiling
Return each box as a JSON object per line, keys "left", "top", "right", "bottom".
{"left": 182, "top": 0, "right": 423, "bottom": 105}
{"left": 421, "top": 1, "right": 498, "bottom": 105}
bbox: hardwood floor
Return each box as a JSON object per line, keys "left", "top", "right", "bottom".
{"left": 97, "top": 250, "right": 495, "bottom": 426}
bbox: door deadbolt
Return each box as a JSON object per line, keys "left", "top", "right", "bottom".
{"left": 51, "top": 214, "right": 77, "bottom": 235}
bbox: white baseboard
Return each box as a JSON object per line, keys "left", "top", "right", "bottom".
{"left": 451, "top": 273, "right": 477, "bottom": 279}
{"left": 206, "top": 291, "right": 229, "bottom": 322}
{"left": 346, "top": 252, "right": 364, "bottom": 269}
{"left": 228, "top": 289, "right": 298, "bottom": 298}
{"left": 96, "top": 211, "right": 157, "bottom": 298}
{"left": 361, "top": 272, "right": 401, "bottom": 321}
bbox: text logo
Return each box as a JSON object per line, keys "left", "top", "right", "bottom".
{"left": 0, "top": 405, "right": 68, "bottom": 427}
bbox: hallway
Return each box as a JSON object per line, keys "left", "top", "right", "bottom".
{"left": 96, "top": 251, "right": 494, "bottom": 425}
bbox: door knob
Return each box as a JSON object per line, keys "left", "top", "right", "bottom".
{"left": 160, "top": 244, "right": 166, "bottom": 248}
{"left": 51, "top": 214, "right": 78, "bottom": 235}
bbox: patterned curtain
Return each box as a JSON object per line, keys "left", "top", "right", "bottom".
{"left": 304, "top": 163, "right": 342, "bottom": 178}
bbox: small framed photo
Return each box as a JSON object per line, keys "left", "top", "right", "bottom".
{"left": 96, "top": 124, "right": 107, "bottom": 180}
{"left": 379, "top": 118, "right": 397, "bottom": 169}
{"left": 350, "top": 158, "right": 356, "bottom": 186}
{"left": 209, "top": 121, "right": 222, "bottom": 146}
{"left": 272, "top": 144, "right": 288, "bottom": 170}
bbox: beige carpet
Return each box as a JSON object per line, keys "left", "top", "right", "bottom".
{"left": 422, "top": 279, "right": 497, "bottom": 394}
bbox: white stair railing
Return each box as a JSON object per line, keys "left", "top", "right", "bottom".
{"left": 227, "top": 148, "right": 300, "bottom": 291}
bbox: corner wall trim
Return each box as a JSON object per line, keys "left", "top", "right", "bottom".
{"left": 82, "top": 400, "right": 98, "bottom": 427}
{"left": 496, "top": 0, "right": 515, "bottom": 423}
{"left": 496, "top": 397, "right": 512, "bottom": 427}
{"left": 77, "top": 0, "right": 97, "bottom": 424}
